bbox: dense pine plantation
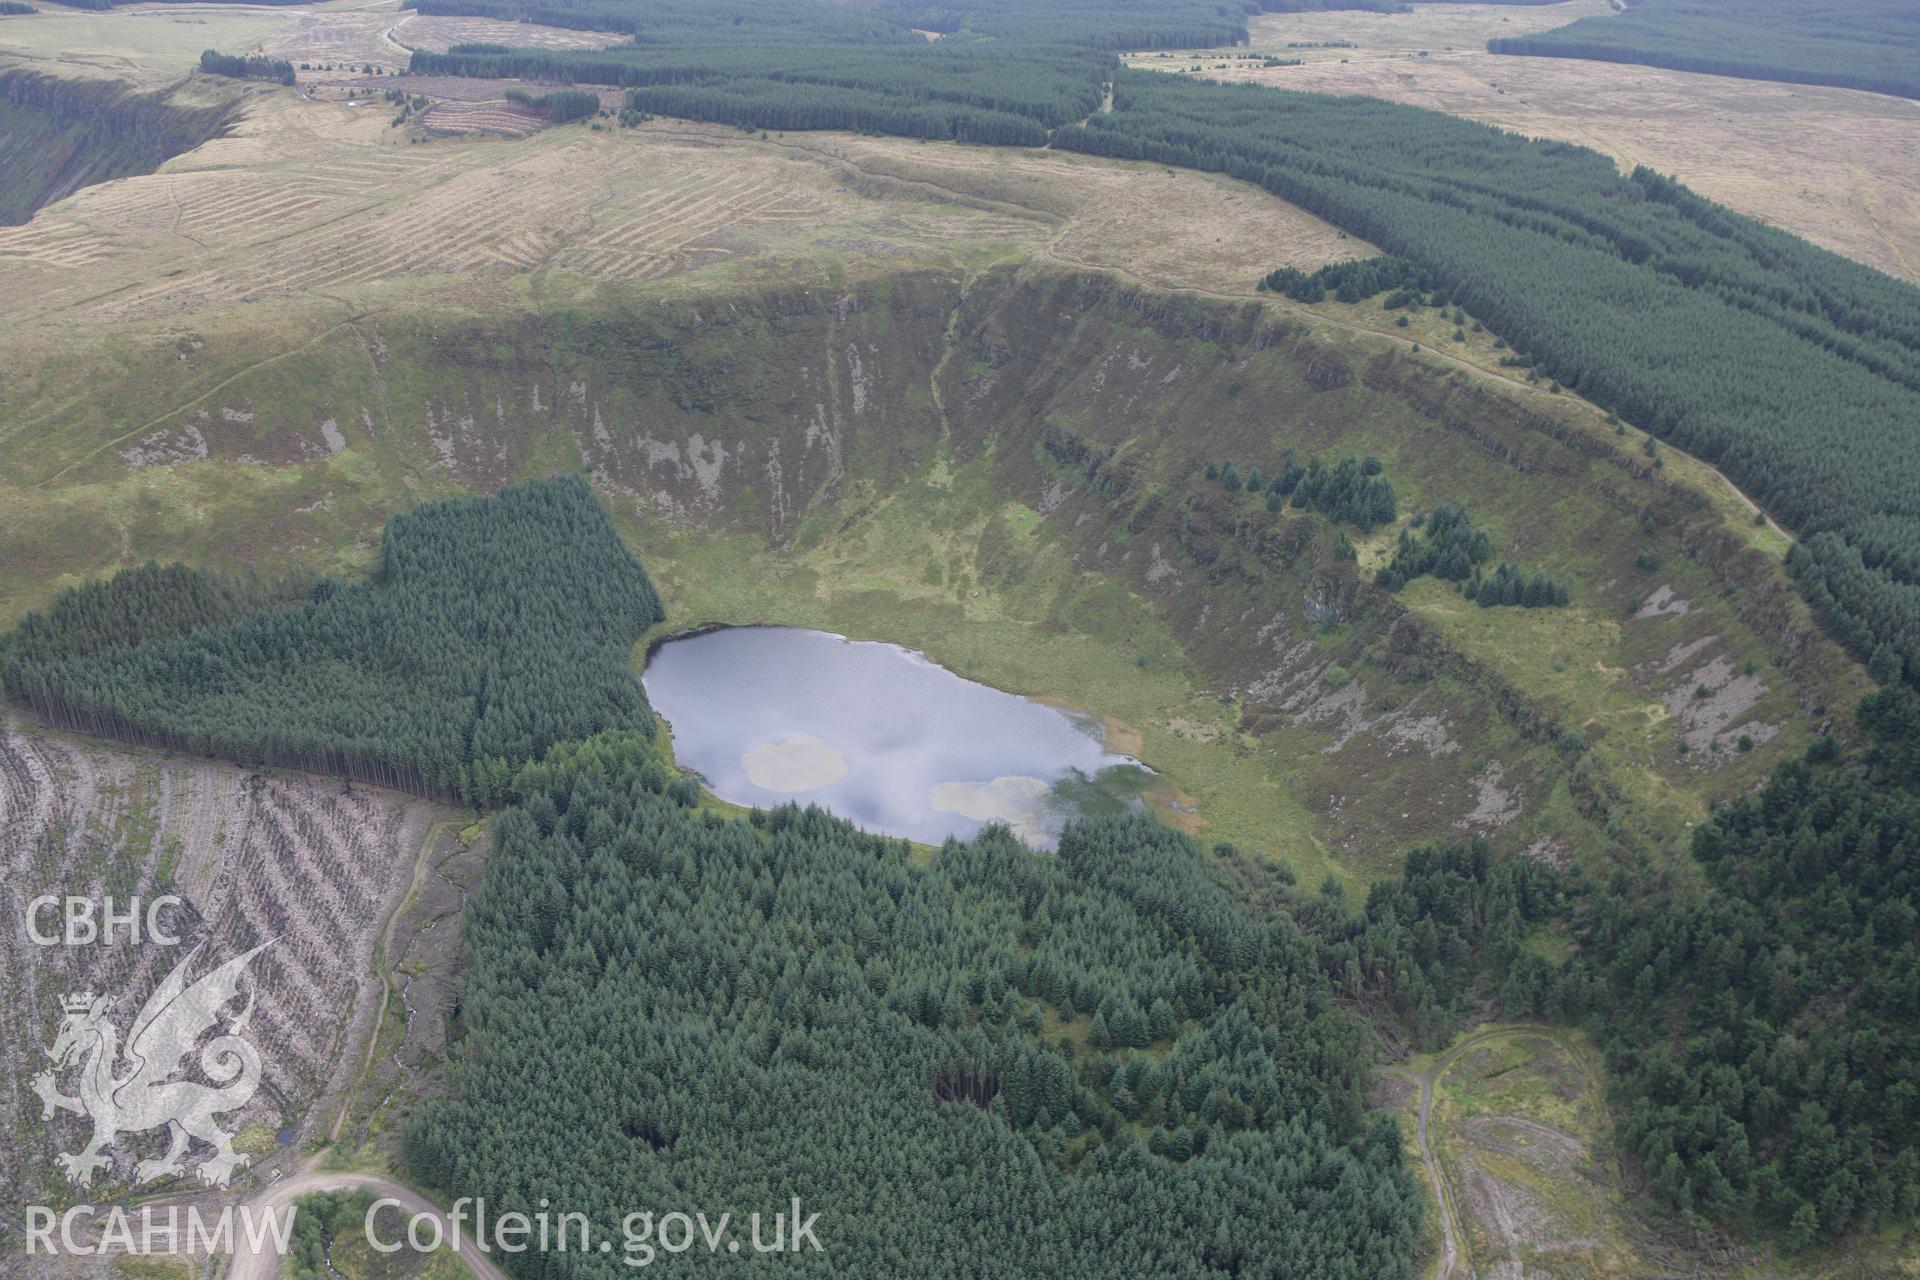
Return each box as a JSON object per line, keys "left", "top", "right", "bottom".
{"left": 10, "top": 0, "right": 1914, "bottom": 1257}
{"left": 398, "top": 682, "right": 1916, "bottom": 1257}
{"left": 1506, "top": 692, "right": 1920, "bottom": 1245}
{"left": 416, "top": 0, "right": 1270, "bottom": 46}
{"left": 409, "top": 0, "right": 1920, "bottom": 691}
{"left": 405, "top": 749, "right": 1467, "bottom": 1278}
{"left": 9, "top": 480, "right": 1904, "bottom": 1252}
{"left": 1059, "top": 73, "right": 1920, "bottom": 685}
{"left": 198, "top": 50, "right": 296, "bottom": 85}
{"left": 399, "top": 0, "right": 1409, "bottom": 141}
{"left": 1489, "top": 0, "right": 1920, "bottom": 98}
{"left": 1, "top": 561, "right": 314, "bottom": 666}
{"left": 1604, "top": 706, "right": 1920, "bottom": 1245}
{"left": 1, "top": 477, "right": 664, "bottom": 800}
{"left": 409, "top": 41, "right": 1112, "bottom": 144}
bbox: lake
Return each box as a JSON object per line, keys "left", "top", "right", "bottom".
{"left": 641, "top": 626, "right": 1153, "bottom": 848}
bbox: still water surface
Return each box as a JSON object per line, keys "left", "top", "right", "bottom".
{"left": 642, "top": 627, "right": 1151, "bottom": 848}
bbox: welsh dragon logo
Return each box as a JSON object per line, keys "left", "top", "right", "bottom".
{"left": 33, "top": 941, "right": 272, "bottom": 1189}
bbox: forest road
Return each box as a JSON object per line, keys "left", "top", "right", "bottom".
{"left": 329, "top": 816, "right": 455, "bottom": 1143}
{"left": 1387, "top": 1025, "right": 1600, "bottom": 1280}
{"left": 1385, "top": 1062, "right": 1462, "bottom": 1280}
{"left": 223, "top": 1160, "right": 514, "bottom": 1280}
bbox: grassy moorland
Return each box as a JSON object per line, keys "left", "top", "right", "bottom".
{"left": 1488, "top": 0, "right": 1920, "bottom": 98}
{"left": 1138, "top": 4, "right": 1920, "bottom": 285}
{"left": 399, "top": 0, "right": 1920, "bottom": 698}
{"left": 2, "top": 239, "right": 1863, "bottom": 893}
{"left": 1, "top": 4, "right": 1913, "bottom": 1265}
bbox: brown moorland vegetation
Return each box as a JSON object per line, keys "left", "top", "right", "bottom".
{"left": 1126, "top": 1, "right": 1920, "bottom": 282}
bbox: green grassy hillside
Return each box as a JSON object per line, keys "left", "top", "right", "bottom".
{"left": 0, "top": 262, "right": 1865, "bottom": 888}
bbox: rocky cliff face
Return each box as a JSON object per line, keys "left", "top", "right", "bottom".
{"left": 235, "top": 266, "right": 1831, "bottom": 862}
{"left": 0, "top": 72, "right": 236, "bottom": 224}
{"left": 7, "top": 262, "right": 1861, "bottom": 865}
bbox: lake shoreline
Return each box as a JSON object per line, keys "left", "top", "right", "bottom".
{"left": 640, "top": 625, "right": 1155, "bottom": 848}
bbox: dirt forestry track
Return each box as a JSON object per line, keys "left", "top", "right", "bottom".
{"left": 1385, "top": 1061, "right": 1465, "bottom": 1280}
{"left": 222, "top": 1161, "right": 512, "bottom": 1280}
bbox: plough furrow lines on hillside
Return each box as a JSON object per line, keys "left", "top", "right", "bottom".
{"left": 586, "top": 176, "right": 748, "bottom": 249}
{"left": 182, "top": 189, "right": 341, "bottom": 238}
{"left": 612, "top": 183, "right": 779, "bottom": 252}
{"left": 553, "top": 180, "right": 804, "bottom": 279}
{"left": 0, "top": 224, "right": 115, "bottom": 268}
{"left": 579, "top": 173, "right": 738, "bottom": 246}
